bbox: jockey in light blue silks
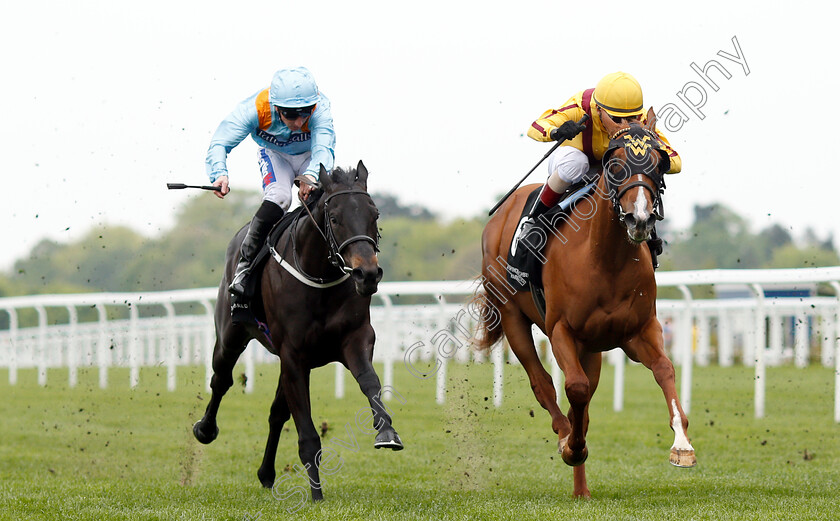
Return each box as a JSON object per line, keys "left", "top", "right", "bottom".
{"left": 206, "top": 66, "right": 335, "bottom": 322}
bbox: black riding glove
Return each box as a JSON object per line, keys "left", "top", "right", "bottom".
{"left": 550, "top": 120, "right": 587, "bottom": 141}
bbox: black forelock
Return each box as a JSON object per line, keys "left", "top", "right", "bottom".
{"left": 327, "top": 166, "right": 356, "bottom": 186}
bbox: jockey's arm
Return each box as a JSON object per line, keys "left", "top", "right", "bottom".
{"left": 205, "top": 95, "right": 260, "bottom": 185}
{"left": 654, "top": 129, "right": 682, "bottom": 174}
{"left": 301, "top": 98, "right": 336, "bottom": 182}
{"left": 297, "top": 98, "right": 335, "bottom": 202}
{"left": 527, "top": 100, "right": 584, "bottom": 142}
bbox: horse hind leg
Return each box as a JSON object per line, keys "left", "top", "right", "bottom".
{"left": 193, "top": 327, "right": 249, "bottom": 444}
{"left": 280, "top": 360, "right": 325, "bottom": 501}
{"left": 666, "top": 387, "right": 697, "bottom": 468}
{"left": 257, "top": 375, "right": 292, "bottom": 488}
{"left": 625, "top": 324, "right": 697, "bottom": 467}
{"left": 654, "top": 354, "right": 697, "bottom": 467}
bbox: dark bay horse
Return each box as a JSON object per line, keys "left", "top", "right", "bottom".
{"left": 474, "top": 108, "right": 696, "bottom": 497}
{"left": 193, "top": 161, "right": 403, "bottom": 502}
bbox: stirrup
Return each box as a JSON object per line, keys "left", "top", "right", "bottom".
{"left": 517, "top": 217, "right": 540, "bottom": 248}
{"left": 228, "top": 279, "right": 248, "bottom": 297}
{"left": 228, "top": 261, "right": 252, "bottom": 297}
{"left": 521, "top": 215, "right": 537, "bottom": 234}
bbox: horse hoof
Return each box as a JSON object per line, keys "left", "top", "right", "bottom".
{"left": 374, "top": 429, "right": 404, "bottom": 451}
{"left": 192, "top": 420, "right": 219, "bottom": 445}
{"left": 573, "top": 489, "right": 592, "bottom": 499}
{"left": 257, "top": 468, "right": 275, "bottom": 489}
{"left": 670, "top": 448, "right": 697, "bottom": 467}
{"left": 561, "top": 443, "right": 588, "bottom": 467}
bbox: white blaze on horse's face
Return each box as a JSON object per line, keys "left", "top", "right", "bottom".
{"left": 626, "top": 186, "right": 651, "bottom": 242}
{"left": 620, "top": 178, "right": 654, "bottom": 244}
{"left": 633, "top": 187, "right": 650, "bottom": 223}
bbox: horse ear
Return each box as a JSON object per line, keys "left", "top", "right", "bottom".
{"left": 598, "top": 107, "right": 620, "bottom": 137}
{"left": 318, "top": 163, "right": 333, "bottom": 190}
{"left": 643, "top": 107, "right": 658, "bottom": 132}
{"left": 355, "top": 160, "right": 369, "bottom": 189}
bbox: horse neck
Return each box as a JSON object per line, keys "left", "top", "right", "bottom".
{"left": 588, "top": 176, "right": 643, "bottom": 272}
{"left": 293, "top": 201, "right": 334, "bottom": 277}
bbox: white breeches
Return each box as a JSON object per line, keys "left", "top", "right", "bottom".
{"left": 258, "top": 148, "right": 312, "bottom": 211}
{"left": 546, "top": 146, "right": 590, "bottom": 189}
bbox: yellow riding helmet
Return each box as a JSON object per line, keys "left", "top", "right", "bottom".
{"left": 593, "top": 72, "right": 644, "bottom": 117}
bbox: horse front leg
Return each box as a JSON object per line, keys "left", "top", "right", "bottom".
{"left": 280, "top": 357, "right": 325, "bottom": 501}
{"left": 549, "top": 325, "right": 590, "bottom": 469}
{"left": 257, "top": 372, "right": 292, "bottom": 488}
{"left": 625, "top": 319, "right": 697, "bottom": 467}
{"left": 342, "top": 326, "right": 403, "bottom": 450}
{"left": 567, "top": 351, "right": 603, "bottom": 498}
{"left": 193, "top": 327, "right": 249, "bottom": 444}
{"left": 500, "top": 310, "right": 570, "bottom": 439}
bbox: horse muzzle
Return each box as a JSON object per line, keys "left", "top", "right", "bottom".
{"left": 350, "top": 262, "right": 383, "bottom": 296}
{"left": 622, "top": 212, "right": 655, "bottom": 244}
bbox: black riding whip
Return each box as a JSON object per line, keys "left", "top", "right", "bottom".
{"left": 166, "top": 183, "right": 222, "bottom": 192}
{"left": 488, "top": 114, "right": 590, "bottom": 216}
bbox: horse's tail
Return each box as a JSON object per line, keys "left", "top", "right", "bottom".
{"left": 469, "top": 281, "right": 505, "bottom": 353}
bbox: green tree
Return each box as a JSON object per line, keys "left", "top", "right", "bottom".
{"left": 765, "top": 244, "right": 840, "bottom": 269}
{"left": 665, "top": 204, "right": 764, "bottom": 269}
{"left": 127, "top": 190, "right": 260, "bottom": 290}
{"left": 10, "top": 227, "right": 148, "bottom": 293}
{"left": 377, "top": 217, "right": 486, "bottom": 281}
{"left": 371, "top": 193, "right": 436, "bottom": 220}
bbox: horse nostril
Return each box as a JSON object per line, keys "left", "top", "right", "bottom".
{"left": 646, "top": 214, "right": 657, "bottom": 228}
{"left": 623, "top": 213, "right": 636, "bottom": 228}
{"left": 352, "top": 266, "right": 382, "bottom": 286}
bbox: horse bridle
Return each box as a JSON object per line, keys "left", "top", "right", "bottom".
{"left": 323, "top": 189, "right": 381, "bottom": 273}
{"left": 299, "top": 189, "right": 380, "bottom": 275}
{"left": 601, "top": 126, "right": 669, "bottom": 223}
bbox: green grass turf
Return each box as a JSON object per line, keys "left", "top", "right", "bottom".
{"left": 0, "top": 358, "right": 838, "bottom": 520}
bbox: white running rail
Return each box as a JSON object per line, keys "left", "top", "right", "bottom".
{"left": 1, "top": 268, "right": 839, "bottom": 422}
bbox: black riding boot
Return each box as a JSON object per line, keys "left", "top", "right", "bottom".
{"left": 519, "top": 179, "right": 573, "bottom": 243}
{"left": 518, "top": 197, "right": 552, "bottom": 242}
{"left": 647, "top": 226, "right": 663, "bottom": 270}
{"left": 229, "top": 200, "right": 285, "bottom": 323}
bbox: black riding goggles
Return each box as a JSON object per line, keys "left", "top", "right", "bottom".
{"left": 277, "top": 106, "right": 314, "bottom": 120}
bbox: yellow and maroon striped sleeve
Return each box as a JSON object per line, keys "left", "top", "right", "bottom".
{"left": 527, "top": 95, "right": 584, "bottom": 142}
{"left": 654, "top": 129, "right": 682, "bottom": 174}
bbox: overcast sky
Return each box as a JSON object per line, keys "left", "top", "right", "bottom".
{"left": 2, "top": 0, "right": 837, "bottom": 271}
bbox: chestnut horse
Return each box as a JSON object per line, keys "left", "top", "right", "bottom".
{"left": 193, "top": 161, "right": 403, "bottom": 502}
{"left": 474, "top": 108, "right": 696, "bottom": 497}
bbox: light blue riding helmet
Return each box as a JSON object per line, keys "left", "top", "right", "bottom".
{"left": 269, "top": 67, "right": 321, "bottom": 108}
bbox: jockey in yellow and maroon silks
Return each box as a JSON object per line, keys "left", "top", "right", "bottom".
{"left": 523, "top": 71, "right": 681, "bottom": 268}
